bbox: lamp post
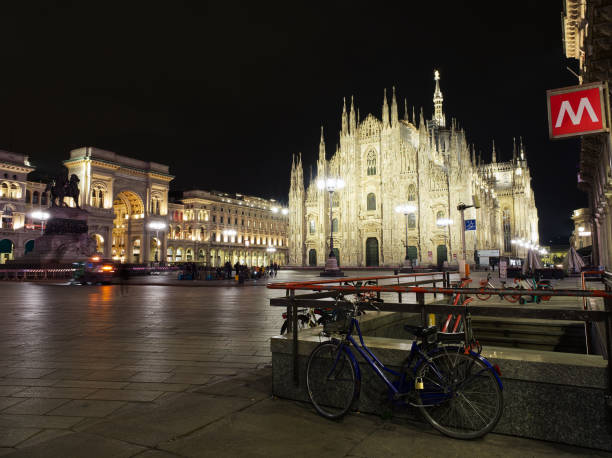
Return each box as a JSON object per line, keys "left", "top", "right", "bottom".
{"left": 30, "top": 210, "right": 50, "bottom": 234}
{"left": 317, "top": 177, "right": 345, "bottom": 277}
{"left": 457, "top": 198, "right": 480, "bottom": 275}
{"left": 148, "top": 221, "right": 167, "bottom": 263}
{"left": 395, "top": 204, "right": 417, "bottom": 270}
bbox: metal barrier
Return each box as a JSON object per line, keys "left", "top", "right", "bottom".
{"left": 0, "top": 268, "right": 75, "bottom": 281}
{"left": 267, "top": 273, "right": 612, "bottom": 407}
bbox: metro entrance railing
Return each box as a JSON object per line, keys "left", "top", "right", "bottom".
{"left": 267, "top": 272, "right": 612, "bottom": 407}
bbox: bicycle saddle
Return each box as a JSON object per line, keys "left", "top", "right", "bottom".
{"left": 404, "top": 325, "right": 437, "bottom": 338}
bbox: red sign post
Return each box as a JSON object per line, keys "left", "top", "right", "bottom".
{"left": 547, "top": 82, "right": 609, "bottom": 139}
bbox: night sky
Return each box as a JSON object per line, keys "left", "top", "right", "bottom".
{"left": 0, "top": 1, "right": 585, "bottom": 243}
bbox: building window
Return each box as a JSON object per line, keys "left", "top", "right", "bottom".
{"left": 367, "top": 193, "right": 376, "bottom": 211}
{"left": 408, "top": 184, "right": 416, "bottom": 201}
{"left": 212, "top": 215, "right": 216, "bottom": 222}
{"left": 408, "top": 213, "right": 416, "bottom": 228}
{"left": 367, "top": 150, "right": 376, "bottom": 175}
{"left": 41, "top": 192, "right": 47, "bottom": 206}
{"left": 503, "top": 209, "right": 512, "bottom": 252}
{"left": 332, "top": 218, "right": 339, "bottom": 233}
{"left": 32, "top": 191, "right": 39, "bottom": 204}
{"left": 25, "top": 190, "right": 31, "bottom": 203}
{"left": 309, "top": 220, "right": 316, "bottom": 234}
{"left": 332, "top": 193, "right": 339, "bottom": 207}
{"left": 436, "top": 210, "right": 444, "bottom": 222}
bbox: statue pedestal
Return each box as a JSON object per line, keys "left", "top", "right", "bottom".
{"left": 320, "top": 256, "right": 345, "bottom": 277}
{"left": 19, "top": 207, "right": 96, "bottom": 264}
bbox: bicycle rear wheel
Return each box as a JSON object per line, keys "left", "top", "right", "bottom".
{"left": 306, "top": 342, "right": 359, "bottom": 419}
{"left": 417, "top": 349, "right": 503, "bottom": 439}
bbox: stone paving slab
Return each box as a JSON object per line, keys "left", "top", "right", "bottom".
{"left": 2, "top": 398, "right": 68, "bottom": 415}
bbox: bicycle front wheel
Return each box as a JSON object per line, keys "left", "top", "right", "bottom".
{"left": 306, "top": 342, "right": 359, "bottom": 420}
{"left": 418, "top": 349, "right": 503, "bottom": 439}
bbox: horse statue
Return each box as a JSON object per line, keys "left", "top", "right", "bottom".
{"left": 44, "top": 174, "right": 81, "bottom": 208}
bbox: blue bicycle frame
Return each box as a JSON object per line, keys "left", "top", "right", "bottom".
{"left": 331, "top": 315, "right": 503, "bottom": 400}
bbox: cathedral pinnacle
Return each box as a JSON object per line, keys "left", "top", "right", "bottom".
{"left": 319, "top": 126, "right": 326, "bottom": 161}
{"left": 433, "top": 69, "right": 446, "bottom": 128}
{"left": 492, "top": 140, "right": 497, "bottom": 163}
{"left": 404, "top": 98, "right": 408, "bottom": 121}
{"left": 391, "top": 86, "right": 398, "bottom": 126}
{"left": 512, "top": 137, "right": 517, "bottom": 161}
{"left": 349, "top": 95, "right": 356, "bottom": 134}
{"left": 341, "top": 97, "right": 348, "bottom": 135}
{"left": 382, "top": 88, "right": 390, "bottom": 127}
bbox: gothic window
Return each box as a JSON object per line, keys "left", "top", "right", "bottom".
{"left": 98, "top": 190, "right": 104, "bottom": 208}
{"left": 407, "top": 184, "right": 416, "bottom": 201}
{"left": 503, "top": 209, "right": 512, "bottom": 252}
{"left": 309, "top": 220, "right": 316, "bottom": 234}
{"left": 331, "top": 193, "right": 339, "bottom": 207}
{"left": 332, "top": 218, "right": 339, "bottom": 233}
{"left": 436, "top": 210, "right": 444, "bottom": 223}
{"left": 91, "top": 189, "right": 97, "bottom": 207}
{"left": 367, "top": 151, "right": 377, "bottom": 175}
{"left": 408, "top": 213, "right": 416, "bottom": 229}
{"left": 367, "top": 193, "right": 376, "bottom": 211}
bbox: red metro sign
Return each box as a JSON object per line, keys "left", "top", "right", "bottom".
{"left": 547, "top": 82, "right": 609, "bottom": 139}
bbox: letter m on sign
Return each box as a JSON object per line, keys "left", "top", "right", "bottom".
{"left": 547, "top": 82, "right": 608, "bottom": 139}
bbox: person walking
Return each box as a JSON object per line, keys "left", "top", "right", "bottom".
{"left": 119, "top": 265, "right": 130, "bottom": 296}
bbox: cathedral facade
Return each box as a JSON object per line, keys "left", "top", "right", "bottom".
{"left": 288, "top": 71, "right": 539, "bottom": 267}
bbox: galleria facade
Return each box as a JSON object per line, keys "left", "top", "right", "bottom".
{"left": 289, "top": 72, "right": 540, "bottom": 267}
{"left": 0, "top": 148, "right": 288, "bottom": 266}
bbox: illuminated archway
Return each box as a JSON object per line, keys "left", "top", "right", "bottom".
{"left": 112, "top": 191, "right": 145, "bottom": 263}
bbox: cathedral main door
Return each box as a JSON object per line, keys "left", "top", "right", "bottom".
{"left": 365, "top": 238, "right": 379, "bottom": 267}
{"left": 308, "top": 249, "right": 317, "bottom": 266}
{"left": 436, "top": 245, "right": 448, "bottom": 266}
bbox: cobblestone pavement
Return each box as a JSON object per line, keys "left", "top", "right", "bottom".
{"left": 0, "top": 270, "right": 600, "bottom": 456}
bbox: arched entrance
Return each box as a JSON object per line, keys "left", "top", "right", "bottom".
{"left": 175, "top": 247, "right": 183, "bottom": 262}
{"left": 309, "top": 249, "right": 317, "bottom": 266}
{"left": 25, "top": 239, "right": 35, "bottom": 254}
{"left": 0, "top": 238, "right": 14, "bottom": 263}
{"left": 365, "top": 238, "right": 379, "bottom": 267}
{"left": 436, "top": 245, "right": 448, "bottom": 266}
{"left": 185, "top": 248, "right": 193, "bottom": 261}
{"left": 112, "top": 191, "right": 145, "bottom": 263}
{"left": 167, "top": 247, "right": 174, "bottom": 262}
{"left": 407, "top": 246, "right": 418, "bottom": 262}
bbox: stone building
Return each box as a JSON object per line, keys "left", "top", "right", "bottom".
{"left": 570, "top": 208, "right": 593, "bottom": 250}
{"left": 63, "top": 147, "right": 173, "bottom": 263}
{"left": 289, "top": 71, "right": 539, "bottom": 267}
{"left": 562, "top": 0, "right": 612, "bottom": 267}
{"left": 166, "top": 190, "right": 288, "bottom": 266}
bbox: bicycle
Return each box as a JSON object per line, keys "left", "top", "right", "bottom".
{"left": 306, "top": 297, "right": 504, "bottom": 439}
{"left": 476, "top": 272, "right": 520, "bottom": 303}
{"left": 513, "top": 272, "right": 553, "bottom": 304}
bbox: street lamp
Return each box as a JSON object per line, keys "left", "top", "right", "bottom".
{"left": 457, "top": 197, "right": 480, "bottom": 274}
{"left": 317, "top": 177, "right": 345, "bottom": 276}
{"left": 395, "top": 204, "right": 417, "bottom": 269}
{"left": 30, "top": 211, "right": 50, "bottom": 234}
{"left": 148, "top": 221, "right": 167, "bottom": 263}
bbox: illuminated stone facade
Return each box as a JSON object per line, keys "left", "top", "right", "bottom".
{"left": 289, "top": 72, "right": 539, "bottom": 267}
{"left": 562, "top": 0, "right": 612, "bottom": 267}
{"left": 570, "top": 208, "right": 593, "bottom": 250}
{"left": 166, "top": 190, "right": 288, "bottom": 266}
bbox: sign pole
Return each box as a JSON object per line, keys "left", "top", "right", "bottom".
{"left": 461, "top": 207, "right": 466, "bottom": 262}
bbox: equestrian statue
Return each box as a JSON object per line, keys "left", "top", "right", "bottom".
{"left": 44, "top": 174, "right": 81, "bottom": 209}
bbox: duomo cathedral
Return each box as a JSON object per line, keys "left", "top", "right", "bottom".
{"left": 289, "top": 71, "right": 539, "bottom": 267}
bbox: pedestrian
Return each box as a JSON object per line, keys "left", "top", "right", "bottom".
{"left": 119, "top": 264, "right": 130, "bottom": 296}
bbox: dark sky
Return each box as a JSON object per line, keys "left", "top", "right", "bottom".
{"left": 0, "top": 1, "right": 584, "bottom": 243}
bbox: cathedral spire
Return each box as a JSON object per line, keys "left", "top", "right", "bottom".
{"left": 319, "top": 126, "right": 326, "bottom": 162}
{"left": 341, "top": 97, "right": 348, "bottom": 135}
{"left": 413, "top": 106, "right": 416, "bottom": 126}
{"left": 391, "top": 86, "right": 398, "bottom": 126}
{"left": 512, "top": 137, "right": 517, "bottom": 161}
{"left": 492, "top": 140, "right": 497, "bottom": 163}
{"left": 382, "top": 88, "right": 390, "bottom": 127}
{"left": 433, "top": 69, "right": 446, "bottom": 128}
{"left": 471, "top": 144, "right": 476, "bottom": 166}
{"left": 404, "top": 98, "right": 408, "bottom": 121}
{"left": 519, "top": 136, "right": 526, "bottom": 161}
{"left": 349, "top": 95, "right": 356, "bottom": 134}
